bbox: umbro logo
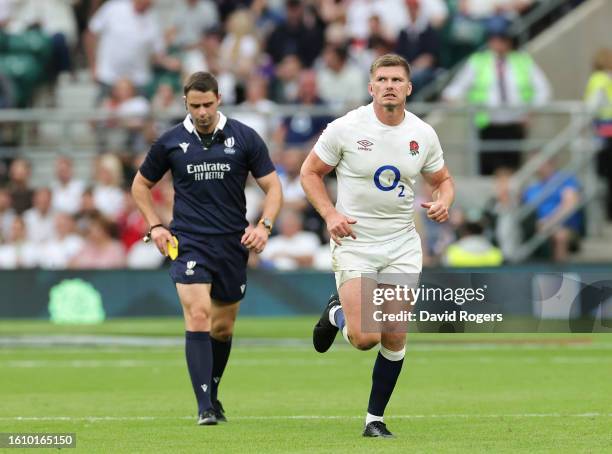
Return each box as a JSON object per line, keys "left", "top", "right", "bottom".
{"left": 357, "top": 139, "right": 373, "bottom": 151}
{"left": 185, "top": 260, "right": 196, "bottom": 276}
{"left": 179, "top": 142, "right": 190, "bottom": 153}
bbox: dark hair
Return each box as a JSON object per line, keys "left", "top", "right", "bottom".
{"left": 183, "top": 72, "right": 219, "bottom": 96}
{"left": 370, "top": 53, "right": 411, "bottom": 79}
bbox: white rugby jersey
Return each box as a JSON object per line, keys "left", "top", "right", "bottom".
{"left": 314, "top": 103, "right": 445, "bottom": 244}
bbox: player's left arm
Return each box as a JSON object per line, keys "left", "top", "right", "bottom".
{"left": 241, "top": 171, "right": 283, "bottom": 253}
{"left": 420, "top": 165, "right": 455, "bottom": 223}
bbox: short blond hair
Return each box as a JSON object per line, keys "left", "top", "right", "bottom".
{"left": 369, "top": 54, "right": 411, "bottom": 79}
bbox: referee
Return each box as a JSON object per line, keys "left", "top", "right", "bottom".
{"left": 132, "top": 72, "right": 282, "bottom": 425}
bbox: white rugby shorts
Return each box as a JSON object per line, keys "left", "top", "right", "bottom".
{"left": 331, "top": 229, "right": 422, "bottom": 289}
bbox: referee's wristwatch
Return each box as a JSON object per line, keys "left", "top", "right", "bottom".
{"left": 143, "top": 224, "right": 168, "bottom": 243}
{"left": 259, "top": 217, "right": 273, "bottom": 235}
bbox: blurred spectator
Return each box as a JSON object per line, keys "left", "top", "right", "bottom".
{"left": 274, "top": 70, "right": 333, "bottom": 148}
{"left": 85, "top": 0, "right": 179, "bottom": 100}
{"left": 259, "top": 208, "right": 320, "bottom": 269}
{"left": 269, "top": 54, "right": 302, "bottom": 104}
{"left": 458, "top": 0, "right": 534, "bottom": 21}
{"left": 151, "top": 81, "right": 183, "bottom": 135}
{"left": 233, "top": 74, "right": 279, "bottom": 142}
{"left": 345, "top": 0, "right": 448, "bottom": 44}
{"left": 75, "top": 186, "right": 98, "bottom": 227}
{"left": 483, "top": 167, "right": 521, "bottom": 257}
{"left": 443, "top": 220, "right": 503, "bottom": 267}
{"left": 23, "top": 187, "right": 56, "bottom": 243}
{"left": 584, "top": 48, "right": 612, "bottom": 220}
{"left": 265, "top": 0, "right": 324, "bottom": 68}
{"left": 220, "top": 8, "right": 260, "bottom": 82}
{"left": 522, "top": 159, "right": 582, "bottom": 262}
{"left": 51, "top": 155, "right": 85, "bottom": 214}
{"left": 442, "top": 17, "right": 551, "bottom": 175}
{"left": 182, "top": 26, "right": 237, "bottom": 104}
{"left": 117, "top": 191, "right": 147, "bottom": 251}
{"left": 7, "top": 0, "right": 78, "bottom": 79}
{"left": 39, "top": 212, "right": 84, "bottom": 269}
{"left": 167, "top": 0, "right": 220, "bottom": 51}
{"left": 70, "top": 211, "right": 126, "bottom": 268}
{"left": 7, "top": 158, "right": 33, "bottom": 214}
{"left": 316, "top": 43, "right": 367, "bottom": 109}
{"left": 93, "top": 154, "right": 126, "bottom": 220}
{"left": 416, "top": 183, "right": 457, "bottom": 265}
{"left": 98, "top": 77, "right": 151, "bottom": 152}
{"left": 394, "top": 0, "right": 440, "bottom": 95}
{"left": 278, "top": 147, "right": 307, "bottom": 212}
{"left": 0, "top": 186, "right": 15, "bottom": 242}
{"left": 0, "top": 216, "right": 38, "bottom": 268}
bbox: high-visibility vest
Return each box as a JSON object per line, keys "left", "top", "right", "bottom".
{"left": 467, "top": 50, "right": 536, "bottom": 128}
{"left": 584, "top": 71, "right": 612, "bottom": 137}
{"left": 445, "top": 243, "right": 503, "bottom": 267}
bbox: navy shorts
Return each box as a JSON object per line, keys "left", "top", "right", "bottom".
{"left": 169, "top": 231, "right": 249, "bottom": 303}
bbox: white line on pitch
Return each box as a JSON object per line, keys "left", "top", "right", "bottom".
{"left": 1, "top": 413, "right": 610, "bottom": 422}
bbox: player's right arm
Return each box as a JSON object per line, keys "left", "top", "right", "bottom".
{"left": 131, "top": 172, "right": 174, "bottom": 256}
{"left": 300, "top": 151, "right": 356, "bottom": 245}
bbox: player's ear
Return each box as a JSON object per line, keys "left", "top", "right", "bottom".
{"left": 367, "top": 81, "right": 373, "bottom": 97}
{"left": 183, "top": 96, "right": 188, "bottom": 111}
{"left": 217, "top": 93, "right": 222, "bottom": 106}
{"left": 406, "top": 81, "right": 413, "bottom": 97}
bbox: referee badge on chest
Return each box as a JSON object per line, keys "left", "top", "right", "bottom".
{"left": 224, "top": 137, "right": 236, "bottom": 154}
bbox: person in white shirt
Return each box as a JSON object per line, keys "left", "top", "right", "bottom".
{"left": 316, "top": 43, "right": 368, "bottom": 110}
{"left": 85, "top": 0, "right": 178, "bottom": 99}
{"left": 259, "top": 209, "right": 320, "bottom": 270}
{"left": 0, "top": 216, "right": 39, "bottom": 268}
{"left": 300, "top": 53, "right": 455, "bottom": 438}
{"left": 39, "top": 212, "right": 84, "bottom": 269}
{"left": 23, "top": 187, "right": 56, "bottom": 243}
{"left": 51, "top": 155, "right": 85, "bottom": 215}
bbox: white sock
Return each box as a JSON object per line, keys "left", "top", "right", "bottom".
{"left": 366, "top": 412, "right": 384, "bottom": 425}
{"left": 341, "top": 325, "right": 349, "bottom": 343}
{"left": 329, "top": 305, "right": 341, "bottom": 327}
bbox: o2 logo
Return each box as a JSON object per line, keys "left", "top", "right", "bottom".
{"left": 373, "top": 165, "right": 405, "bottom": 197}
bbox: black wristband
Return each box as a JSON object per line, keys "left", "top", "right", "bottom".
{"left": 143, "top": 224, "right": 168, "bottom": 243}
{"left": 149, "top": 224, "right": 166, "bottom": 234}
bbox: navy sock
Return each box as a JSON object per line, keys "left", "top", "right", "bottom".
{"left": 210, "top": 336, "right": 232, "bottom": 403}
{"left": 367, "top": 352, "right": 404, "bottom": 417}
{"left": 185, "top": 331, "right": 213, "bottom": 414}
{"left": 333, "top": 307, "right": 346, "bottom": 330}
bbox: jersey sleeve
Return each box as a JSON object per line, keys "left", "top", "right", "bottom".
{"left": 421, "top": 126, "right": 445, "bottom": 173}
{"left": 247, "top": 129, "right": 275, "bottom": 178}
{"left": 313, "top": 120, "right": 342, "bottom": 167}
{"left": 139, "top": 138, "right": 170, "bottom": 182}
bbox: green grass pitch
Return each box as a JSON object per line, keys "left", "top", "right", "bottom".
{"left": 0, "top": 317, "right": 610, "bottom": 453}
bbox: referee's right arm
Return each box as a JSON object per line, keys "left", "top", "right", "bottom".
{"left": 132, "top": 171, "right": 174, "bottom": 256}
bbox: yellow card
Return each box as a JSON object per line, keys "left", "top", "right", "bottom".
{"left": 167, "top": 236, "right": 179, "bottom": 260}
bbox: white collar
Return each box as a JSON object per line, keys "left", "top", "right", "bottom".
{"left": 182, "top": 111, "right": 227, "bottom": 136}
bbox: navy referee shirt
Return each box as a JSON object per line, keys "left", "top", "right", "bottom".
{"left": 139, "top": 112, "right": 275, "bottom": 236}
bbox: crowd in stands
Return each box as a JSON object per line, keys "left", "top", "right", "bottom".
{"left": 0, "top": 0, "right": 598, "bottom": 269}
